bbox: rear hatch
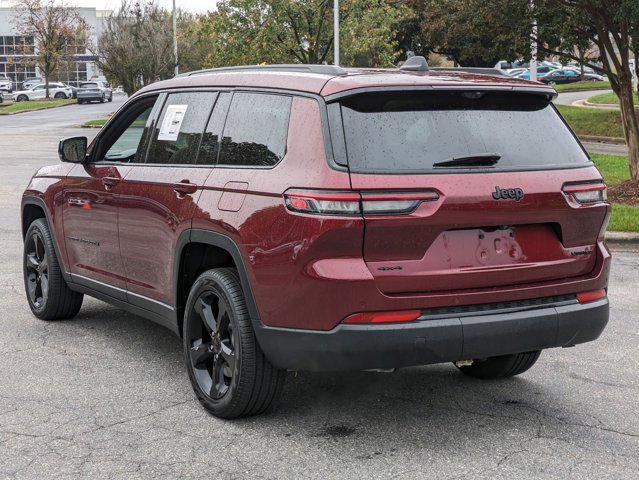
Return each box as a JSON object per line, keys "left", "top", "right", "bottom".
{"left": 329, "top": 89, "right": 609, "bottom": 295}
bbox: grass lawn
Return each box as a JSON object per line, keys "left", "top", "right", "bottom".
{"left": 82, "top": 119, "right": 107, "bottom": 127}
{"left": 587, "top": 91, "right": 638, "bottom": 105}
{"left": 555, "top": 104, "right": 624, "bottom": 138}
{"left": 608, "top": 204, "right": 639, "bottom": 232}
{"left": 590, "top": 153, "right": 639, "bottom": 232}
{"left": 0, "top": 98, "right": 74, "bottom": 114}
{"left": 554, "top": 80, "right": 610, "bottom": 92}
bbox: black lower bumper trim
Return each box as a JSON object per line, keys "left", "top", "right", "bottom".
{"left": 255, "top": 298, "right": 609, "bottom": 371}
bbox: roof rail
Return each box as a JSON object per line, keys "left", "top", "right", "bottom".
{"left": 178, "top": 64, "right": 348, "bottom": 77}
{"left": 430, "top": 67, "right": 507, "bottom": 76}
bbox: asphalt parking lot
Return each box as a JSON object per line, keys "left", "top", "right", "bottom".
{"left": 0, "top": 101, "right": 637, "bottom": 479}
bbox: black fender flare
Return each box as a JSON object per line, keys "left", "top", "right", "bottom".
{"left": 21, "top": 196, "right": 73, "bottom": 284}
{"left": 173, "top": 229, "right": 262, "bottom": 332}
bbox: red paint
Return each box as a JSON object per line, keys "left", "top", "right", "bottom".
{"left": 22, "top": 68, "right": 610, "bottom": 334}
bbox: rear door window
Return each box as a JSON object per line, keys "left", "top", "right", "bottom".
{"left": 146, "top": 91, "right": 218, "bottom": 165}
{"left": 335, "top": 91, "right": 590, "bottom": 173}
{"left": 218, "top": 92, "right": 291, "bottom": 167}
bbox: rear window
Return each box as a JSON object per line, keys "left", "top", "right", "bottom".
{"left": 336, "top": 91, "right": 589, "bottom": 173}
{"left": 80, "top": 82, "right": 98, "bottom": 88}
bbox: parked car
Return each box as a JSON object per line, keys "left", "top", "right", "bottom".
{"left": 540, "top": 68, "right": 583, "bottom": 85}
{"left": 22, "top": 77, "right": 43, "bottom": 90}
{"left": 77, "top": 81, "right": 113, "bottom": 104}
{"left": 506, "top": 68, "right": 527, "bottom": 77}
{"left": 12, "top": 83, "right": 73, "bottom": 101}
{"left": 581, "top": 72, "right": 606, "bottom": 82}
{"left": 21, "top": 58, "right": 611, "bottom": 419}
{"left": 515, "top": 65, "right": 555, "bottom": 80}
{"left": 0, "top": 75, "right": 13, "bottom": 93}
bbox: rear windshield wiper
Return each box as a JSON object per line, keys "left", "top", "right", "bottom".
{"left": 432, "top": 153, "right": 501, "bottom": 168}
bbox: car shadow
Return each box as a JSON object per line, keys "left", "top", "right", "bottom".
{"left": 58, "top": 301, "right": 596, "bottom": 451}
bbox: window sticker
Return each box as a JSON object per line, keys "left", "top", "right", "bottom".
{"left": 158, "top": 104, "right": 188, "bottom": 141}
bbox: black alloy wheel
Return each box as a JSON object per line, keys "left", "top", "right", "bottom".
{"left": 25, "top": 231, "right": 48, "bottom": 310}
{"left": 23, "top": 219, "right": 83, "bottom": 320}
{"left": 183, "top": 268, "right": 285, "bottom": 418}
{"left": 188, "top": 290, "right": 237, "bottom": 400}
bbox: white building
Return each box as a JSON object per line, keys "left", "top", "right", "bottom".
{"left": 0, "top": 2, "right": 110, "bottom": 89}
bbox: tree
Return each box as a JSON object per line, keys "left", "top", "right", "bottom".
{"left": 408, "top": 0, "right": 531, "bottom": 67}
{"left": 12, "top": 0, "right": 88, "bottom": 98}
{"left": 94, "top": 1, "right": 174, "bottom": 95}
{"left": 194, "top": 0, "right": 410, "bottom": 68}
{"left": 408, "top": 0, "right": 639, "bottom": 180}
{"left": 528, "top": 0, "right": 639, "bottom": 180}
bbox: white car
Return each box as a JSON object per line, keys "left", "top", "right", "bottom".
{"left": 12, "top": 83, "right": 73, "bottom": 102}
{"left": 0, "top": 75, "right": 12, "bottom": 93}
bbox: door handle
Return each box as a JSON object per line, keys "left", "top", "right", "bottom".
{"left": 173, "top": 180, "right": 198, "bottom": 196}
{"left": 102, "top": 177, "right": 120, "bottom": 190}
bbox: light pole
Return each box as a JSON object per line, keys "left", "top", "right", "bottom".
{"left": 530, "top": 0, "right": 537, "bottom": 82}
{"left": 334, "top": 0, "right": 340, "bottom": 66}
{"left": 172, "top": 0, "right": 178, "bottom": 76}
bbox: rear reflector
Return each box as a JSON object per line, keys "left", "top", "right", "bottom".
{"left": 563, "top": 183, "right": 607, "bottom": 204}
{"left": 576, "top": 289, "right": 606, "bottom": 304}
{"left": 343, "top": 310, "right": 422, "bottom": 324}
{"left": 284, "top": 189, "right": 438, "bottom": 216}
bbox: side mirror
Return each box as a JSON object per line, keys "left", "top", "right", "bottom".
{"left": 58, "top": 136, "right": 87, "bottom": 163}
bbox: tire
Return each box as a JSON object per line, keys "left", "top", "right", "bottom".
{"left": 17, "top": 94, "right": 28, "bottom": 102}
{"left": 108, "top": 94, "right": 112, "bottom": 102}
{"left": 77, "top": 99, "right": 84, "bottom": 104}
{"left": 100, "top": 95, "right": 105, "bottom": 103}
{"left": 455, "top": 351, "right": 541, "bottom": 379}
{"left": 23, "top": 219, "right": 83, "bottom": 320}
{"left": 183, "top": 268, "right": 285, "bottom": 419}
{"left": 54, "top": 92, "right": 66, "bottom": 99}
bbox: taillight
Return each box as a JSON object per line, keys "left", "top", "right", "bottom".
{"left": 563, "top": 183, "right": 607, "bottom": 204}
{"left": 576, "top": 289, "right": 606, "bottom": 303}
{"left": 284, "top": 189, "right": 439, "bottom": 216}
{"left": 343, "top": 310, "right": 422, "bottom": 324}
{"left": 284, "top": 190, "right": 360, "bottom": 215}
{"left": 361, "top": 191, "right": 439, "bottom": 215}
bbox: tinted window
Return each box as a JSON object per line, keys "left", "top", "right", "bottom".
{"left": 337, "top": 91, "right": 589, "bottom": 173}
{"left": 198, "top": 92, "right": 232, "bottom": 165}
{"left": 146, "top": 91, "right": 217, "bottom": 165}
{"left": 218, "top": 92, "right": 291, "bottom": 167}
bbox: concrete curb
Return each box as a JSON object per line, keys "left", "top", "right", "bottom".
{"left": 0, "top": 101, "right": 75, "bottom": 115}
{"left": 555, "top": 86, "right": 611, "bottom": 93}
{"left": 579, "top": 134, "right": 626, "bottom": 145}
{"left": 605, "top": 231, "right": 639, "bottom": 244}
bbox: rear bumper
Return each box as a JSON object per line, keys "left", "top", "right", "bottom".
{"left": 256, "top": 297, "right": 609, "bottom": 371}
{"left": 77, "top": 93, "right": 103, "bottom": 100}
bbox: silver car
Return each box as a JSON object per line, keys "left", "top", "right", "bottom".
{"left": 77, "top": 81, "right": 113, "bottom": 104}
{"left": 22, "top": 77, "right": 43, "bottom": 90}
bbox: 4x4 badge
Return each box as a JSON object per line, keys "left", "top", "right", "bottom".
{"left": 492, "top": 186, "right": 524, "bottom": 201}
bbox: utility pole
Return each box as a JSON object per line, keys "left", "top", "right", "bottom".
{"left": 334, "top": 0, "right": 340, "bottom": 66}
{"left": 172, "top": 0, "right": 178, "bottom": 76}
{"left": 530, "top": 0, "right": 537, "bottom": 82}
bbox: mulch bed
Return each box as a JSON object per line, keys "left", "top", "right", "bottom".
{"left": 607, "top": 180, "right": 639, "bottom": 206}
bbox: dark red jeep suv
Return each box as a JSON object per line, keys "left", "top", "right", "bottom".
{"left": 21, "top": 58, "right": 611, "bottom": 418}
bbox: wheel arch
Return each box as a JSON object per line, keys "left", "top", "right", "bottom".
{"left": 21, "top": 196, "right": 72, "bottom": 284}
{"left": 174, "top": 229, "right": 261, "bottom": 337}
